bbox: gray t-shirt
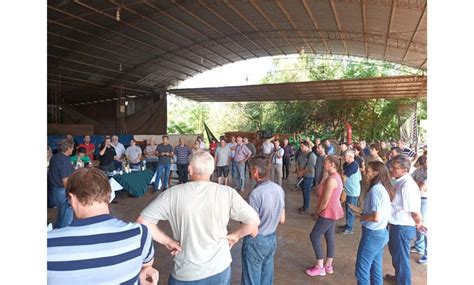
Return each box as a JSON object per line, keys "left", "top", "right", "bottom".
{"left": 215, "top": 145, "right": 231, "bottom": 167}
{"left": 297, "top": 151, "right": 317, "bottom": 177}
{"left": 157, "top": 143, "right": 174, "bottom": 165}
{"left": 140, "top": 181, "right": 259, "bottom": 281}
{"left": 125, "top": 145, "right": 142, "bottom": 163}
{"left": 248, "top": 180, "right": 285, "bottom": 236}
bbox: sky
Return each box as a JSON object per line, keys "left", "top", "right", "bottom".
{"left": 175, "top": 56, "right": 275, "bottom": 89}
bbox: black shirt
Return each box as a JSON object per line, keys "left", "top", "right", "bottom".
{"left": 99, "top": 145, "right": 116, "bottom": 166}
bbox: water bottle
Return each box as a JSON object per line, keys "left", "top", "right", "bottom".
{"left": 142, "top": 159, "right": 146, "bottom": 171}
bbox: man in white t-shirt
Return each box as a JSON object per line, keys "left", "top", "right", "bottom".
{"left": 137, "top": 151, "right": 260, "bottom": 284}
{"left": 125, "top": 139, "right": 143, "bottom": 169}
{"left": 111, "top": 135, "right": 125, "bottom": 170}
{"left": 384, "top": 154, "right": 423, "bottom": 285}
{"left": 271, "top": 140, "right": 284, "bottom": 185}
{"left": 261, "top": 136, "right": 275, "bottom": 158}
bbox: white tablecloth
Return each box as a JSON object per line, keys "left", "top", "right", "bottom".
{"left": 109, "top": 177, "right": 123, "bottom": 202}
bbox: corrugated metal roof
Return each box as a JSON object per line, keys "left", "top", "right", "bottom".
{"left": 47, "top": 0, "right": 427, "bottom": 104}
{"left": 169, "top": 75, "right": 426, "bottom": 102}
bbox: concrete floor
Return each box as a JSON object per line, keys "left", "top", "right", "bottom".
{"left": 48, "top": 173, "right": 427, "bottom": 285}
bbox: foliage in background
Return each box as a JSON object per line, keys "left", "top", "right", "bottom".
{"left": 169, "top": 55, "right": 427, "bottom": 142}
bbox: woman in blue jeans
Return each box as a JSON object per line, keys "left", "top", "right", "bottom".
{"left": 351, "top": 161, "right": 394, "bottom": 285}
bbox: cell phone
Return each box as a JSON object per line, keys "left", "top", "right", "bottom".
{"left": 418, "top": 225, "right": 427, "bottom": 234}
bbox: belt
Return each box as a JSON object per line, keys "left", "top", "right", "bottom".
{"left": 257, "top": 232, "right": 276, "bottom": 238}
{"left": 421, "top": 197, "right": 427, "bottom": 200}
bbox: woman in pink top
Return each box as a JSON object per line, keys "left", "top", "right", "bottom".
{"left": 306, "top": 155, "right": 344, "bottom": 277}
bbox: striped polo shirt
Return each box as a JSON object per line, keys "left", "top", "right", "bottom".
{"left": 47, "top": 214, "right": 154, "bottom": 284}
{"left": 174, "top": 145, "right": 192, "bottom": 165}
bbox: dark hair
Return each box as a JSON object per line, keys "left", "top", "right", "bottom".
{"left": 390, "top": 146, "right": 403, "bottom": 154}
{"left": 367, "top": 161, "right": 395, "bottom": 201}
{"left": 77, "top": 147, "right": 86, "bottom": 154}
{"left": 66, "top": 168, "right": 111, "bottom": 206}
{"left": 353, "top": 145, "right": 363, "bottom": 156}
{"left": 58, "top": 138, "right": 74, "bottom": 153}
{"left": 301, "top": 141, "right": 310, "bottom": 148}
{"left": 370, "top": 143, "right": 380, "bottom": 152}
{"left": 162, "top": 135, "right": 169, "bottom": 140}
{"left": 416, "top": 155, "right": 427, "bottom": 166}
{"left": 249, "top": 156, "right": 271, "bottom": 179}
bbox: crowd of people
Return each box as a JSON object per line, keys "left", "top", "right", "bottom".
{"left": 47, "top": 132, "right": 427, "bottom": 285}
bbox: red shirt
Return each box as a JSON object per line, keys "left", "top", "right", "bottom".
{"left": 210, "top": 143, "right": 218, "bottom": 157}
{"left": 78, "top": 143, "right": 95, "bottom": 161}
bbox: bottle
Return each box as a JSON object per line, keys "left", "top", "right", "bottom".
{"left": 142, "top": 159, "right": 146, "bottom": 171}
{"left": 124, "top": 158, "right": 129, "bottom": 173}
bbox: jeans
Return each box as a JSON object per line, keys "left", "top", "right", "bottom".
{"left": 155, "top": 163, "right": 171, "bottom": 190}
{"left": 241, "top": 233, "right": 277, "bottom": 285}
{"left": 388, "top": 225, "right": 416, "bottom": 285}
{"left": 310, "top": 216, "right": 336, "bottom": 259}
{"left": 146, "top": 160, "right": 159, "bottom": 172}
{"left": 130, "top": 162, "right": 141, "bottom": 170}
{"left": 177, "top": 164, "right": 189, "bottom": 184}
{"left": 414, "top": 198, "right": 427, "bottom": 254}
{"left": 282, "top": 156, "right": 291, "bottom": 178}
{"left": 236, "top": 161, "right": 246, "bottom": 190}
{"left": 231, "top": 160, "right": 238, "bottom": 188}
{"left": 301, "top": 177, "right": 314, "bottom": 210}
{"left": 355, "top": 227, "right": 389, "bottom": 285}
{"left": 168, "top": 266, "right": 231, "bottom": 285}
{"left": 52, "top": 187, "right": 73, "bottom": 229}
{"left": 345, "top": 196, "right": 359, "bottom": 231}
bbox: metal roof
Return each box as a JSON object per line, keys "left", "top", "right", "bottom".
{"left": 168, "top": 75, "right": 426, "bottom": 102}
{"left": 48, "top": 0, "right": 427, "bottom": 104}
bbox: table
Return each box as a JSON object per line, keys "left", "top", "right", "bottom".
{"left": 110, "top": 169, "right": 154, "bottom": 197}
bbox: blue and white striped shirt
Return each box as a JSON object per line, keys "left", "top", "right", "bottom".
{"left": 47, "top": 214, "right": 154, "bottom": 285}
{"left": 174, "top": 145, "right": 192, "bottom": 165}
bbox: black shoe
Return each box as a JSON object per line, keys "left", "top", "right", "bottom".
{"left": 338, "top": 224, "right": 347, "bottom": 229}
{"left": 298, "top": 207, "right": 306, "bottom": 215}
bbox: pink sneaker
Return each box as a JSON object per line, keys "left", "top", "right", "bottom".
{"left": 325, "top": 265, "right": 334, "bottom": 274}
{"left": 305, "top": 265, "right": 326, "bottom": 276}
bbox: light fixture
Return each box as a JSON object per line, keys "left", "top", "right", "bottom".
{"left": 125, "top": 101, "right": 129, "bottom": 106}
{"left": 116, "top": 7, "right": 121, "bottom": 21}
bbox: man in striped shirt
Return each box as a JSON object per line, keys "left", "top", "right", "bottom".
{"left": 174, "top": 137, "right": 192, "bottom": 184}
{"left": 47, "top": 168, "right": 158, "bottom": 285}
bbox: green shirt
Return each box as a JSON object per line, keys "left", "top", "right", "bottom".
{"left": 70, "top": 155, "right": 91, "bottom": 165}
